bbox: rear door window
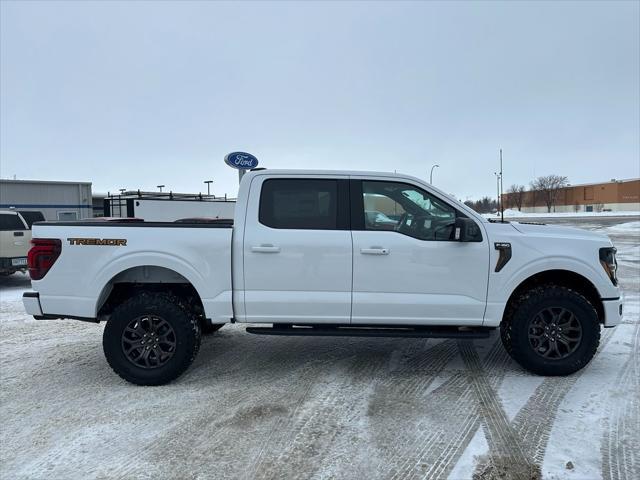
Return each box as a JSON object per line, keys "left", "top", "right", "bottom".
{"left": 259, "top": 179, "right": 347, "bottom": 230}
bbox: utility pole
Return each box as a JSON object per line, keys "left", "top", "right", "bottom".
{"left": 499, "top": 149, "right": 504, "bottom": 222}
{"left": 204, "top": 180, "right": 213, "bottom": 196}
{"left": 157, "top": 185, "right": 165, "bottom": 193}
{"left": 429, "top": 164, "right": 440, "bottom": 184}
{"left": 494, "top": 172, "right": 501, "bottom": 215}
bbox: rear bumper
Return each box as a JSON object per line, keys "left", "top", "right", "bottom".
{"left": 23, "top": 292, "right": 43, "bottom": 316}
{"left": 22, "top": 292, "right": 98, "bottom": 322}
{"left": 0, "top": 257, "right": 28, "bottom": 271}
{"left": 602, "top": 297, "right": 623, "bottom": 327}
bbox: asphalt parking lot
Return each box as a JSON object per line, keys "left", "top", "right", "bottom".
{"left": 1, "top": 217, "right": 638, "bottom": 480}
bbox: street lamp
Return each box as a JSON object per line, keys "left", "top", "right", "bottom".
{"left": 157, "top": 185, "right": 165, "bottom": 192}
{"left": 204, "top": 180, "right": 213, "bottom": 196}
{"left": 429, "top": 164, "right": 440, "bottom": 184}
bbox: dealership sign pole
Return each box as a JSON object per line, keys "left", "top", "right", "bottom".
{"left": 224, "top": 152, "right": 259, "bottom": 184}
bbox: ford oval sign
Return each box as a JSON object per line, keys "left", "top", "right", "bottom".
{"left": 224, "top": 152, "right": 259, "bottom": 170}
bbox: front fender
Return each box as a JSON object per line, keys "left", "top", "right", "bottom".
{"left": 483, "top": 256, "right": 617, "bottom": 327}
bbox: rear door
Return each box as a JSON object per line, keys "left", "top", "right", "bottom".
{"left": 350, "top": 178, "right": 490, "bottom": 326}
{"left": 242, "top": 175, "right": 352, "bottom": 324}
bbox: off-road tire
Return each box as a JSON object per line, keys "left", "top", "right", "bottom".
{"left": 200, "top": 321, "right": 225, "bottom": 335}
{"left": 500, "top": 285, "right": 600, "bottom": 376}
{"left": 103, "top": 292, "right": 201, "bottom": 385}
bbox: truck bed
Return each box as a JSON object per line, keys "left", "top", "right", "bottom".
{"left": 27, "top": 220, "right": 234, "bottom": 322}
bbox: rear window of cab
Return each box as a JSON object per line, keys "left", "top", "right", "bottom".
{"left": 0, "top": 213, "right": 27, "bottom": 231}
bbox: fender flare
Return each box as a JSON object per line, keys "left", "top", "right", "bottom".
{"left": 92, "top": 252, "right": 209, "bottom": 316}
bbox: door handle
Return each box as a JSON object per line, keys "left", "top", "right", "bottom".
{"left": 360, "top": 247, "right": 390, "bottom": 255}
{"left": 251, "top": 244, "right": 281, "bottom": 253}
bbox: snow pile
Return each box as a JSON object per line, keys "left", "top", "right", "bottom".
{"left": 482, "top": 209, "right": 640, "bottom": 219}
{"left": 605, "top": 221, "right": 640, "bottom": 234}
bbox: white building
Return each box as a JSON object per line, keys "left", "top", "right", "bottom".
{"left": 0, "top": 179, "right": 93, "bottom": 221}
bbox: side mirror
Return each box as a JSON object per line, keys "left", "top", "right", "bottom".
{"left": 454, "top": 217, "right": 482, "bottom": 242}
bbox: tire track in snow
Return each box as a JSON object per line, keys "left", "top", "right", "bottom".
{"left": 602, "top": 322, "right": 640, "bottom": 480}
{"left": 363, "top": 339, "right": 466, "bottom": 479}
{"left": 509, "top": 328, "right": 616, "bottom": 466}
{"left": 458, "top": 340, "right": 540, "bottom": 480}
{"left": 251, "top": 340, "right": 395, "bottom": 480}
{"left": 368, "top": 336, "right": 513, "bottom": 480}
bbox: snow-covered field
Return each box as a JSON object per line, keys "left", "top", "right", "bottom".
{"left": 0, "top": 220, "right": 638, "bottom": 480}
{"left": 482, "top": 209, "right": 640, "bottom": 219}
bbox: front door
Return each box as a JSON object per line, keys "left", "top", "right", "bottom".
{"left": 242, "top": 176, "right": 352, "bottom": 324}
{"left": 350, "top": 178, "right": 490, "bottom": 326}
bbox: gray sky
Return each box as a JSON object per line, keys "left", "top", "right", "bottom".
{"left": 1, "top": 1, "right": 638, "bottom": 200}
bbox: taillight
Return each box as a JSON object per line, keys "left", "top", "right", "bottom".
{"left": 28, "top": 239, "right": 62, "bottom": 280}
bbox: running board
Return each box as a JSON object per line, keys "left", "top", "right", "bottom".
{"left": 245, "top": 325, "right": 492, "bottom": 339}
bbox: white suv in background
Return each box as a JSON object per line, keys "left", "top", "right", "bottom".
{"left": 0, "top": 210, "right": 41, "bottom": 276}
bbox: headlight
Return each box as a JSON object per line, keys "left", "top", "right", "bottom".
{"left": 599, "top": 247, "right": 618, "bottom": 286}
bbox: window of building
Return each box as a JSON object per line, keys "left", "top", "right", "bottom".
{"left": 57, "top": 211, "right": 78, "bottom": 221}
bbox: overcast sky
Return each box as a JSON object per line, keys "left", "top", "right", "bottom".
{"left": 1, "top": 1, "right": 638, "bottom": 199}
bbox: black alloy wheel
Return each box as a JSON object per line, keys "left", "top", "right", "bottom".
{"left": 527, "top": 307, "right": 583, "bottom": 360}
{"left": 121, "top": 315, "right": 177, "bottom": 369}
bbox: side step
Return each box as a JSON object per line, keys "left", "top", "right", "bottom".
{"left": 246, "top": 325, "right": 493, "bottom": 339}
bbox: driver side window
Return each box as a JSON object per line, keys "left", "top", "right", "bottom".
{"left": 362, "top": 181, "right": 457, "bottom": 241}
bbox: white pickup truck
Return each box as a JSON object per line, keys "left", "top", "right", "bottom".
{"left": 23, "top": 170, "right": 623, "bottom": 385}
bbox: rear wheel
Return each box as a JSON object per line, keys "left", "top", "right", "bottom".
{"left": 103, "top": 292, "right": 201, "bottom": 385}
{"left": 500, "top": 286, "right": 600, "bottom": 376}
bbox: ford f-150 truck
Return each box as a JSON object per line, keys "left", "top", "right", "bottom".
{"left": 22, "top": 170, "right": 623, "bottom": 385}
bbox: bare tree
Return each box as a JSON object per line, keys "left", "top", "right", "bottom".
{"left": 507, "top": 184, "right": 526, "bottom": 211}
{"left": 530, "top": 175, "right": 569, "bottom": 213}
{"left": 464, "top": 197, "right": 498, "bottom": 214}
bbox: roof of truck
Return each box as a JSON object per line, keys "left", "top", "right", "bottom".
{"left": 247, "top": 169, "right": 411, "bottom": 177}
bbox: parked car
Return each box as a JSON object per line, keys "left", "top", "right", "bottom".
{"left": 22, "top": 170, "right": 622, "bottom": 385}
{"left": 0, "top": 210, "right": 31, "bottom": 275}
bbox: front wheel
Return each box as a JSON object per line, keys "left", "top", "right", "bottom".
{"left": 103, "top": 292, "right": 201, "bottom": 385}
{"left": 501, "top": 286, "right": 601, "bottom": 376}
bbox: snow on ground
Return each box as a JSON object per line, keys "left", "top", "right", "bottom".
{"left": 0, "top": 219, "right": 638, "bottom": 480}
{"left": 482, "top": 209, "right": 640, "bottom": 219}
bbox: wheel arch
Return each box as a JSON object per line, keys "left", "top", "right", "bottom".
{"left": 503, "top": 269, "right": 604, "bottom": 324}
{"left": 96, "top": 264, "right": 206, "bottom": 319}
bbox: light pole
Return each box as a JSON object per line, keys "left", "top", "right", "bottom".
{"left": 157, "top": 185, "right": 165, "bottom": 193}
{"left": 429, "top": 164, "right": 440, "bottom": 184}
{"left": 494, "top": 172, "right": 501, "bottom": 215}
{"left": 499, "top": 149, "right": 504, "bottom": 222}
{"left": 204, "top": 180, "right": 213, "bottom": 196}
